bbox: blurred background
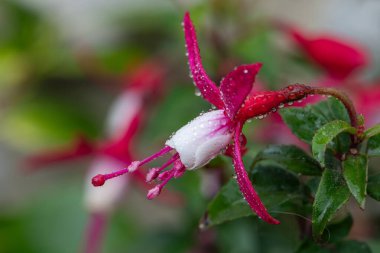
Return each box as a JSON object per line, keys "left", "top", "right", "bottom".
{"left": 1, "top": 0, "right": 380, "bottom": 252}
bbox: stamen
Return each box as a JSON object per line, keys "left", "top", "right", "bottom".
{"left": 92, "top": 146, "right": 173, "bottom": 187}
{"left": 157, "top": 170, "right": 173, "bottom": 181}
{"left": 147, "top": 170, "right": 176, "bottom": 200}
{"left": 139, "top": 146, "right": 173, "bottom": 165}
{"left": 146, "top": 153, "right": 179, "bottom": 182}
{"left": 147, "top": 186, "right": 161, "bottom": 199}
{"left": 173, "top": 162, "right": 186, "bottom": 178}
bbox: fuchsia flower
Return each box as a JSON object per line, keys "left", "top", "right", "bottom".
{"left": 26, "top": 61, "right": 167, "bottom": 253}
{"left": 92, "top": 12, "right": 315, "bottom": 225}
{"left": 283, "top": 25, "right": 380, "bottom": 127}
{"left": 283, "top": 24, "right": 368, "bottom": 82}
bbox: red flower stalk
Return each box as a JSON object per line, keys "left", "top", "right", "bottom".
{"left": 92, "top": 12, "right": 315, "bottom": 225}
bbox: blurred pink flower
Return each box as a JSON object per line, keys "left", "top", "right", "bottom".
{"left": 26, "top": 60, "right": 171, "bottom": 253}
{"left": 283, "top": 24, "right": 369, "bottom": 82}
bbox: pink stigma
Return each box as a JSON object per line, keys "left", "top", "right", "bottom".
{"left": 92, "top": 174, "right": 106, "bottom": 187}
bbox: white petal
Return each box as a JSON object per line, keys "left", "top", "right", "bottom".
{"left": 106, "top": 91, "right": 142, "bottom": 139}
{"left": 84, "top": 156, "right": 128, "bottom": 213}
{"left": 192, "top": 133, "right": 232, "bottom": 170}
{"left": 166, "top": 110, "right": 232, "bottom": 169}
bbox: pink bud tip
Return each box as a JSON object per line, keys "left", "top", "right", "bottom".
{"left": 92, "top": 174, "right": 106, "bottom": 187}
{"left": 174, "top": 167, "right": 185, "bottom": 178}
{"left": 147, "top": 186, "right": 161, "bottom": 200}
{"left": 158, "top": 171, "right": 171, "bottom": 181}
{"left": 146, "top": 168, "right": 160, "bottom": 182}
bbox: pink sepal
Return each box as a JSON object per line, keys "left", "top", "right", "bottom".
{"left": 26, "top": 135, "right": 95, "bottom": 170}
{"left": 220, "top": 64, "right": 261, "bottom": 119}
{"left": 183, "top": 12, "right": 224, "bottom": 109}
{"left": 232, "top": 123, "right": 280, "bottom": 224}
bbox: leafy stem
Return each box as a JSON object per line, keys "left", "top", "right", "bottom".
{"left": 310, "top": 87, "right": 359, "bottom": 144}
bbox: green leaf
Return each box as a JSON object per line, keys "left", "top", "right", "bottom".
{"left": 306, "top": 177, "right": 321, "bottom": 197}
{"left": 364, "top": 124, "right": 380, "bottom": 139}
{"left": 365, "top": 124, "right": 380, "bottom": 157}
{"left": 321, "top": 214, "right": 353, "bottom": 243}
{"left": 252, "top": 145, "right": 322, "bottom": 176}
{"left": 367, "top": 174, "right": 380, "bottom": 201}
{"left": 280, "top": 98, "right": 350, "bottom": 144}
{"left": 296, "top": 238, "right": 371, "bottom": 253}
{"left": 312, "top": 157, "right": 351, "bottom": 238}
{"left": 295, "top": 240, "right": 330, "bottom": 253}
{"left": 367, "top": 135, "right": 380, "bottom": 157}
{"left": 204, "top": 179, "right": 251, "bottom": 228}
{"left": 312, "top": 120, "right": 356, "bottom": 167}
{"left": 335, "top": 240, "right": 372, "bottom": 253}
{"left": 205, "top": 164, "right": 304, "bottom": 227}
{"left": 342, "top": 154, "right": 368, "bottom": 208}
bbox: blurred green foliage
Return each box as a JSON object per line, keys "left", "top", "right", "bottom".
{"left": 1, "top": 0, "right": 380, "bottom": 253}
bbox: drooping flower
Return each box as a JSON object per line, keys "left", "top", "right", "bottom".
{"left": 26, "top": 60, "right": 169, "bottom": 253}
{"left": 281, "top": 24, "right": 368, "bottom": 83}
{"left": 92, "top": 13, "right": 315, "bottom": 225}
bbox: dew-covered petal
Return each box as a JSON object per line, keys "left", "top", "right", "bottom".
{"left": 232, "top": 123, "right": 280, "bottom": 224}
{"left": 193, "top": 134, "right": 232, "bottom": 170}
{"left": 183, "top": 12, "right": 224, "bottom": 109}
{"left": 165, "top": 110, "right": 232, "bottom": 169}
{"left": 220, "top": 63, "right": 261, "bottom": 119}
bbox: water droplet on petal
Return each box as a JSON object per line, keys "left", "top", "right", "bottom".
{"left": 278, "top": 103, "right": 284, "bottom": 108}
{"left": 288, "top": 102, "right": 293, "bottom": 105}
